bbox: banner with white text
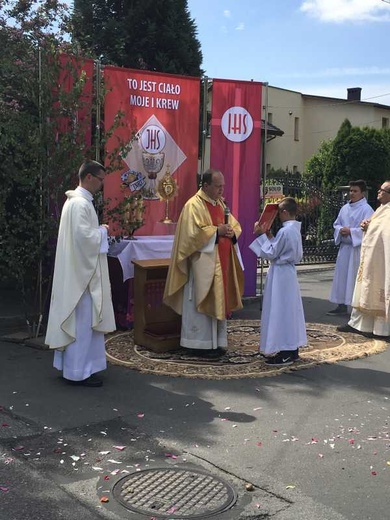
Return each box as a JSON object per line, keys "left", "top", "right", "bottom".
{"left": 104, "top": 66, "right": 200, "bottom": 236}
{"left": 210, "top": 79, "right": 263, "bottom": 296}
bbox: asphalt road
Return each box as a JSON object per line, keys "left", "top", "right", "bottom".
{"left": 0, "top": 269, "right": 389, "bottom": 520}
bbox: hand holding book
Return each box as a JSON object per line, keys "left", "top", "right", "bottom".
{"left": 253, "top": 221, "right": 272, "bottom": 237}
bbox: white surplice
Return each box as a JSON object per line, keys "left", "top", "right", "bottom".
{"left": 249, "top": 220, "right": 307, "bottom": 355}
{"left": 46, "top": 187, "right": 115, "bottom": 381}
{"left": 329, "top": 198, "right": 374, "bottom": 306}
{"left": 180, "top": 233, "right": 227, "bottom": 350}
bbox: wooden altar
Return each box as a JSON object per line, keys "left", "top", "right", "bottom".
{"left": 108, "top": 236, "right": 175, "bottom": 329}
{"left": 132, "top": 259, "right": 181, "bottom": 352}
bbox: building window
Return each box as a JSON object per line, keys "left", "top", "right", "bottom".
{"left": 294, "top": 117, "right": 299, "bottom": 141}
{"left": 266, "top": 163, "right": 271, "bottom": 175}
{"left": 293, "top": 165, "right": 298, "bottom": 174}
{"left": 382, "top": 117, "right": 389, "bottom": 129}
{"left": 268, "top": 112, "right": 273, "bottom": 124}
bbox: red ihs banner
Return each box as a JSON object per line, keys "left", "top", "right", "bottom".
{"left": 210, "top": 79, "right": 263, "bottom": 296}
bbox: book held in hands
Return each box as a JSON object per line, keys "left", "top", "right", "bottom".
{"left": 258, "top": 203, "right": 279, "bottom": 230}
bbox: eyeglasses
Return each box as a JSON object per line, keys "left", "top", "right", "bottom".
{"left": 91, "top": 173, "right": 105, "bottom": 183}
{"left": 378, "top": 187, "right": 390, "bottom": 194}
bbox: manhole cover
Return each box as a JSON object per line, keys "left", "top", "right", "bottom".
{"left": 112, "top": 467, "right": 237, "bottom": 518}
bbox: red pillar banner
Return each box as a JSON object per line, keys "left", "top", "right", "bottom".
{"left": 210, "top": 79, "right": 263, "bottom": 296}
{"left": 104, "top": 66, "right": 200, "bottom": 236}
{"left": 54, "top": 54, "right": 94, "bottom": 147}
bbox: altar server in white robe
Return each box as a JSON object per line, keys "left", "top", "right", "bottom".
{"left": 45, "top": 161, "right": 116, "bottom": 387}
{"left": 328, "top": 180, "right": 374, "bottom": 316}
{"left": 249, "top": 197, "right": 307, "bottom": 367}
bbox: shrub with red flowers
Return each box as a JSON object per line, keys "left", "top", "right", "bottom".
{"left": 0, "top": 1, "right": 96, "bottom": 328}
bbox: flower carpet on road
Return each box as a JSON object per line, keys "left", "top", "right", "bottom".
{"left": 105, "top": 320, "right": 388, "bottom": 379}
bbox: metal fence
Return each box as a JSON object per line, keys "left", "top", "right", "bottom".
{"left": 259, "top": 175, "right": 345, "bottom": 265}
{"left": 254, "top": 175, "right": 344, "bottom": 298}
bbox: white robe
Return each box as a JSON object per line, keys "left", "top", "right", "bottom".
{"left": 45, "top": 187, "right": 116, "bottom": 380}
{"left": 53, "top": 289, "right": 107, "bottom": 380}
{"left": 329, "top": 198, "right": 374, "bottom": 306}
{"left": 180, "top": 234, "right": 227, "bottom": 350}
{"left": 249, "top": 221, "right": 307, "bottom": 355}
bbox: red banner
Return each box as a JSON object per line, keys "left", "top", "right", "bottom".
{"left": 54, "top": 54, "right": 94, "bottom": 147}
{"left": 104, "top": 66, "right": 200, "bottom": 236}
{"left": 210, "top": 79, "right": 263, "bottom": 296}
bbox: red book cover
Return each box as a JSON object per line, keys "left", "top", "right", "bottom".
{"left": 258, "top": 203, "right": 279, "bottom": 229}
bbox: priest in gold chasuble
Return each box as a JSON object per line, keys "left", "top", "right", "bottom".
{"left": 163, "top": 169, "right": 244, "bottom": 355}
{"left": 347, "top": 180, "right": 390, "bottom": 337}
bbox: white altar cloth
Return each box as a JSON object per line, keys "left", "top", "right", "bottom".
{"left": 108, "top": 235, "right": 175, "bottom": 282}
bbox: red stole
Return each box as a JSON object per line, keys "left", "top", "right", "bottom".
{"left": 205, "top": 201, "right": 232, "bottom": 316}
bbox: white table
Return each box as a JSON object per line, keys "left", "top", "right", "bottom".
{"left": 108, "top": 235, "right": 175, "bottom": 281}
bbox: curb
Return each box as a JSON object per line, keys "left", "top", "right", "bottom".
{"left": 296, "top": 264, "right": 335, "bottom": 274}
{"left": 242, "top": 296, "right": 261, "bottom": 306}
{"left": 0, "top": 316, "right": 27, "bottom": 337}
{"left": 0, "top": 331, "right": 48, "bottom": 350}
{"left": 257, "top": 264, "right": 334, "bottom": 277}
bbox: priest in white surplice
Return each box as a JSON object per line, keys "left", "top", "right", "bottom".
{"left": 328, "top": 180, "right": 374, "bottom": 316}
{"left": 45, "top": 161, "right": 116, "bottom": 387}
{"left": 249, "top": 197, "right": 307, "bottom": 367}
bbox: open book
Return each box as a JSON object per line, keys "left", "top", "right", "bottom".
{"left": 258, "top": 203, "right": 279, "bottom": 230}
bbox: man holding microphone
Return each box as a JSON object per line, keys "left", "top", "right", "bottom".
{"left": 164, "top": 168, "right": 244, "bottom": 357}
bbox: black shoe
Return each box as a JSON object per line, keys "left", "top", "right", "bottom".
{"left": 204, "top": 348, "right": 226, "bottom": 358}
{"left": 65, "top": 375, "right": 103, "bottom": 387}
{"left": 336, "top": 324, "right": 357, "bottom": 333}
{"left": 337, "top": 324, "right": 374, "bottom": 338}
{"left": 362, "top": 332, "right": 374, "bottom": 338}
{"left": 291, "top": 348, "right": 300, "bottom": 361}
{"left": 279, "top": 348, "right": 300, "bottom": 361}
{"left": 327, "top": 305, "right": 348, "bottom": 316}
{"left": 265, "top": 353, "right": 293, "bottom": 366}
{"left": 185, "top": 348, "right": 225, "bottom": 359}
{"left": 373, "top": 333, "right": 389, "bottom": 340}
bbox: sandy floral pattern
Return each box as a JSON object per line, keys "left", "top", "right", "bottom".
{"left": 105, "top": 321, "right": 388, "bottom": 380}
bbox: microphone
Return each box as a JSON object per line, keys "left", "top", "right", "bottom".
{"left": 224, "top": 206, "right": 230, "bottom": 224}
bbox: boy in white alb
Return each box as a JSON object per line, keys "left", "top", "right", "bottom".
{"left": 249, "top": 197, "right": 307, "bottom": 366}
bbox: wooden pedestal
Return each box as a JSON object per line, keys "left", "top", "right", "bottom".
{"left": 132, "top": 259, "right": 181, "bottom": 352}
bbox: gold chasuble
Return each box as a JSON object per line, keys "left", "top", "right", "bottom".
{"left": 353, "top": 202, "right": 390, "bottom": 318}
{"left": 163, "top": 189, "right": 244, "bottom": 320}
